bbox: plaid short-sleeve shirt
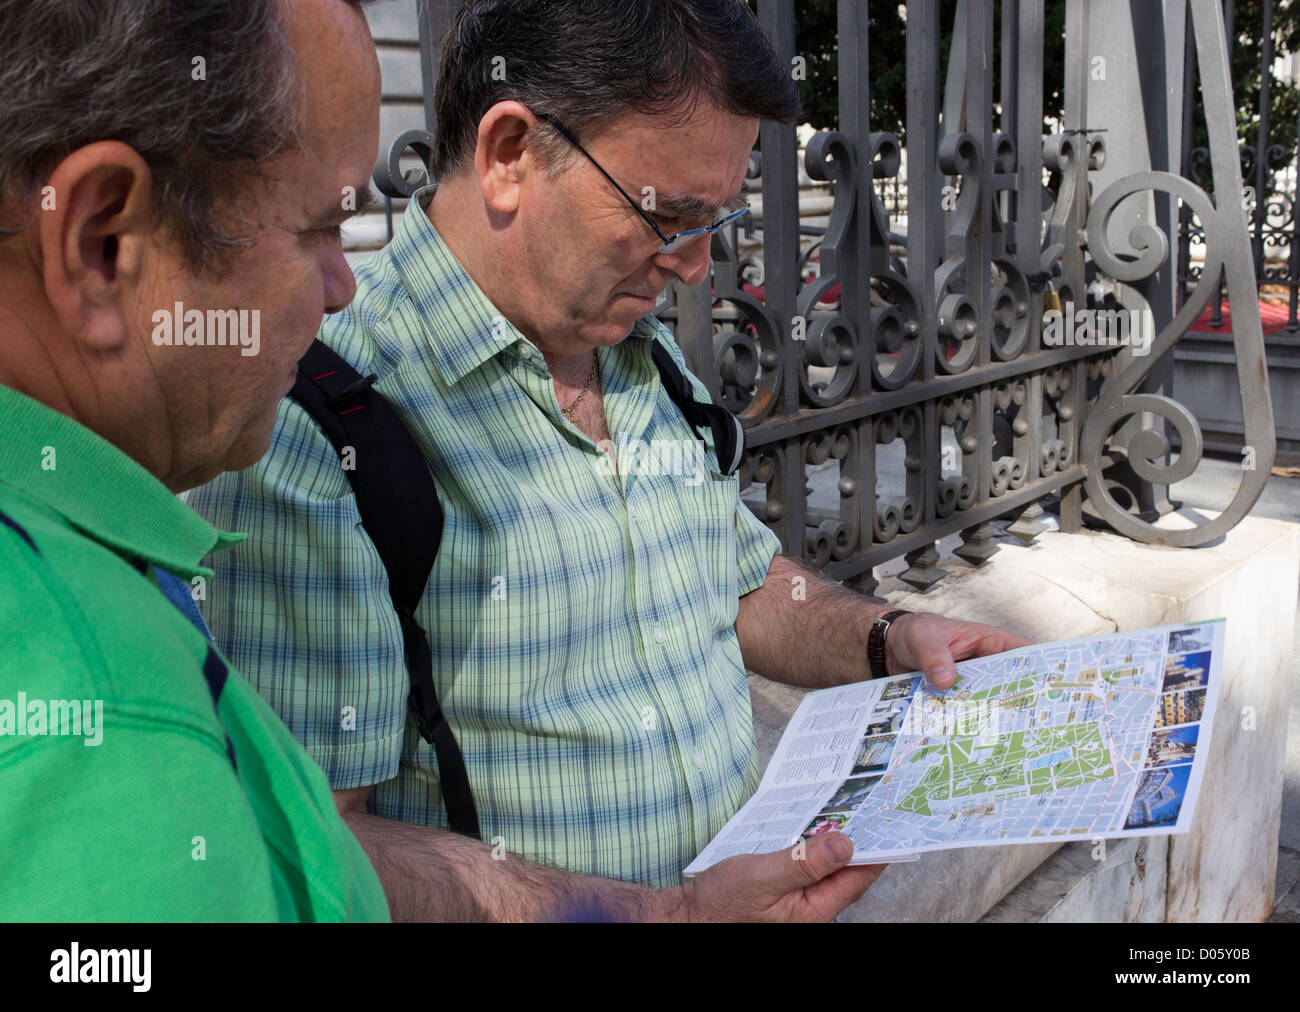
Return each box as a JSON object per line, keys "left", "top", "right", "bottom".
{"left": 185, "top": 186, "right": 780, "bottom": 887}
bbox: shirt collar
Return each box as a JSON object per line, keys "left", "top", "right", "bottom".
{"left": 0, "top": 384, "right": 244, "bottom": 579}
{"left": 389, "top": 184, "right": 655, "bottom": 386}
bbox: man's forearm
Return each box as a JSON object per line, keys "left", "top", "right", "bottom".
{"left": 343, "top": 811, "right": 685, "bottom": 922}
{"left": 735, "top": 554, "right": 890, "bottom": 690}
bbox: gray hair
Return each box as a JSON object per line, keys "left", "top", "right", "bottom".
{"left": 0, "top": 0, "right": 356, "bottom": 274}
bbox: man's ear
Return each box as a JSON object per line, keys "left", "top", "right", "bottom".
{"left": 474, "top": 101, "right": 536, "bottom": 214}
{"left": 38, "top": 141, "right": 154, "bottom": 353}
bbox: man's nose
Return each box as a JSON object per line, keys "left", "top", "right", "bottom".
{"left": 657, "top": 232, "right": 711, "bottom": 287}
{"left": 323, "top": 244, "right": 359, "bottom": 315}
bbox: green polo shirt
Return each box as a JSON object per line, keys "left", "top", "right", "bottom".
{"left": 0, "top": 383, "right": 389, "bottom": 922}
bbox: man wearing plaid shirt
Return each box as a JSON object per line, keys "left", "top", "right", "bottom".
{"left": 187, "top": 0, "right": 1027, "bottom": 916}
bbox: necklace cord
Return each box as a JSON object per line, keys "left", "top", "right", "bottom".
{"left": 560, "top": 353, "right": 599, "bottom": 419}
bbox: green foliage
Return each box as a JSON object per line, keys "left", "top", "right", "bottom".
{"left": 754, "top": 0, "right": 1066, "bottom": 142}
{"left": 1213, "top": 0, "right": 1300, "bottom": 174}
{"left": 752, "top": 0, "right": 1297, "bottom": 180}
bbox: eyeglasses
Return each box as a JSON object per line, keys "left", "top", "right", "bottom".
{"left": 536, "top": 113, "right": 749, "bottom": 256}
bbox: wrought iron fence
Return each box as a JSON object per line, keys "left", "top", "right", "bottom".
{"left": 379, "top": 0, "right": 1275, "bottom": 593}
{"left": 1177, "top": 0, "right": 1300, "bottom": 333}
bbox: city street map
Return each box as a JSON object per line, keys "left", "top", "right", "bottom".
{"left": 684, "top": 620, "right": 1224, "bottom": 874}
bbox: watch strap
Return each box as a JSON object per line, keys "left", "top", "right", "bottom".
{"left": 867, "top": 609, "right": 910, "bottom": 679}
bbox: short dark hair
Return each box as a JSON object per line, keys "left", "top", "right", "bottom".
{"left": 431, "top": 0, "right": 801, "bottom": 180}
{"left": 0, "top": 0, "right": 374, "bottom": 273}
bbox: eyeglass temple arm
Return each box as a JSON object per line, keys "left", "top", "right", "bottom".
{"left": 535, "top": 113, "right": 673, "bottom": 247}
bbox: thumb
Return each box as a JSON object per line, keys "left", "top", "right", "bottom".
{"left": 915, "top": 635, "right": 957, "bottom": 689}
{"left": 758, "top": 832, "right": 854, "bottom": 894}
{"left": 754, "top": 833, "right": 884, "bottom": 922}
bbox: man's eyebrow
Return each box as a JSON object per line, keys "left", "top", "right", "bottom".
{"left": 315, "top": 182, "right": 375, "bottom": 226}
{"left": 652, "top": 181, "right": 749, "bottom": 221}
{"left": 724, "top": 180, "right": 751, "bottom": 212}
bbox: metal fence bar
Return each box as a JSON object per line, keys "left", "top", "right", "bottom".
{"left": 1252, "top": 0, "right": 1275, "bottom": 279}
{"left": 1177, "top": 0, "right": 1300, "bottom": 335}
{"left": 417, "top": 0, "right": 458, "bottom": 137}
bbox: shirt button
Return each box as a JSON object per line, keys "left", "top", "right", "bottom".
{"left": 518, "top": 344, "right": 534, "bottom": 360}
{"left": 693, "top": 751, "right": 707, "bottom": 770}
{"left": 653, "top": 625, "right": 667, "bottom": 643}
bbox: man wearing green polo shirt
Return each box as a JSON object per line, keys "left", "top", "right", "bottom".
{"left": 186, "top": 0, "right": 1029, "bottom": 911}
{"left": 0, "top": 0, "right": 390, "bottom": 921}
{"left": 0, "top": 0, "right": 898, "bottom": 923}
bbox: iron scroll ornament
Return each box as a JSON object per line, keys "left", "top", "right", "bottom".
{"left": 1078, "top": 169, "right": 1274, "bottom": 546}
{"left": 1076, "top": 0, "right": 1278, "bottom": 547}
{"left": 798, "top": 129, "right": 861, "bottom": 407}
{"left": 373, "top": 129, "right": 434, "bottom": 199}
{"left": 800, "top": 128, "right": 924, "bottom": 396}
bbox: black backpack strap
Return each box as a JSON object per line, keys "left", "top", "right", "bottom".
{"left": 650, "top": 341, "right": 746, "bottom": 476}
{"left": 288, "top": 340, "right": 481, "bottom": 839}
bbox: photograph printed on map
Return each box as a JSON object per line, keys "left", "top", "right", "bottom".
{"left": 865, "top": 700, "right": 908, "bottom": 736}
{"left": 880, "top": 675, "right": 921, "bottom": 702}
{"left": 1154, "top": 687, "right": 1207, "bottom": 728}
{"left": 1125, "top": 762, "right": 1192, "bottom": 829}
{"left": 802, "top": 811, "right": 850, "bottom": 838}
{"left": 823, "top": 774, "right": 883, "bottom": 812}
{"left": 851, "top": 734, "right": 898, "bottom": 776}
{"left": 1168, "top": 628, "right": 1211, "bottom": 654}
{"left": 1144, "top": 724, "right": 1198, "bottom": 768}
{"left": 1161, "top": 650, "right": 1211, "bottom": 693}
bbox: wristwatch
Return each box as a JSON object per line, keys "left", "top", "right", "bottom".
{"left": 867, "top": 609, "right": 910, "bottom": 679}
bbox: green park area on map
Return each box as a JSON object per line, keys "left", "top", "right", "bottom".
{"left": 897, "top": 722, "right": 1114, "bottom": 817}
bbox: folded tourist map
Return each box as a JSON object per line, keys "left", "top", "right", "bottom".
{"left": 685, "top": 620, "right": 1224, "bottom": 874}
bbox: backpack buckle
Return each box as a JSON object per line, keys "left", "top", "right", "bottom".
{"left": 326, "top": 372, "right": 379, "bottom": 410}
